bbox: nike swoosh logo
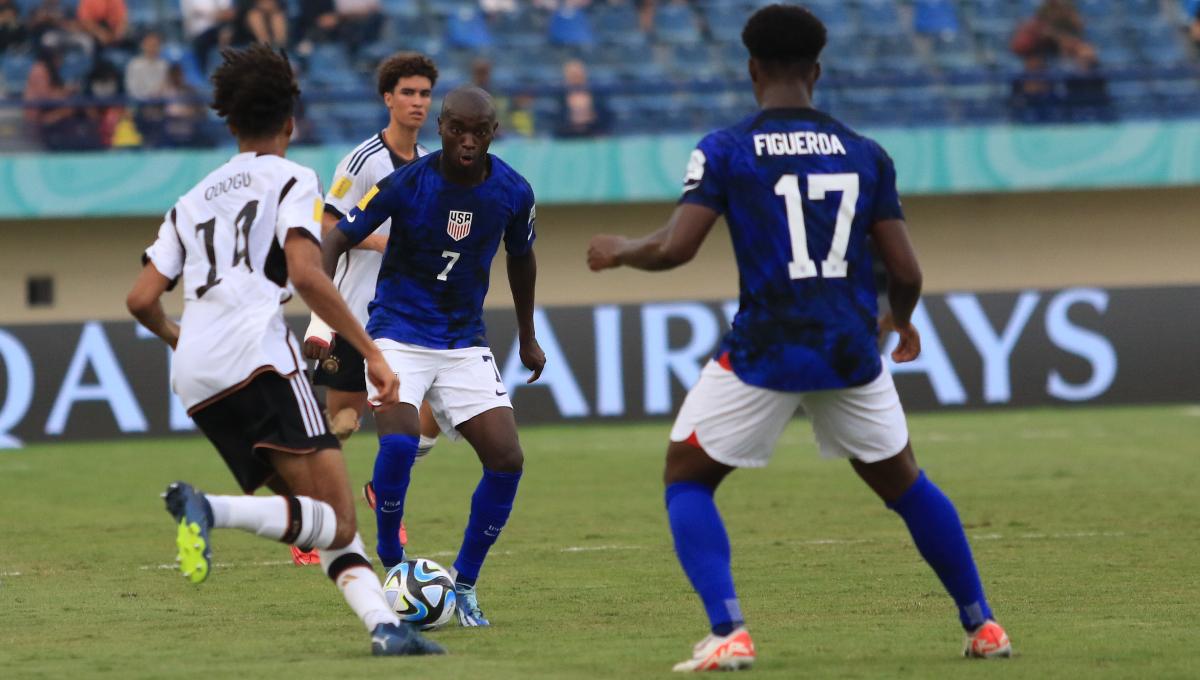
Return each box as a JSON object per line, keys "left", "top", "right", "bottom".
{"left": 495, "top": 390, "right": 507, "bottom": 396}
{"left": 380, "top": 507, "right": 402, "bottom": 513}
{"left": 346, "top": 213, "right": 357, "bottom": 222}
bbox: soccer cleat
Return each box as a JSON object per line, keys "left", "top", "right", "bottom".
{"left": 963, "top": 620, "right": 1012, "bottom": 658}
{"left": 362, "top": 481, "right": 408, "bottom": 547}
{"left": 370, "top": 622, "right": 446, "bottom": 656}
{"left": 453, "top": 583, "right": 490, "bottom": 627}
{"left": 162, "top": 481, "right": 214, "bottom": 584}
{"left": 672, "top": 627, "right": 756, "bottom": 672}
{"left": 289, "top": 545, "right": 321, "bottom": 566}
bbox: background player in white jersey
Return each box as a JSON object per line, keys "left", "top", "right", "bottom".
{"left": 295, "top": 52, "right": 442, "bottom": 565}
{"left": 125, "top": 44, "right": 442, "bottom": 657}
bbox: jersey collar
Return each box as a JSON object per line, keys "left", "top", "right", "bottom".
{"left": 750, "top": 107, "right": 835, "bottom": 127}
{"left": 378, "top": 131, "right": 420, "bottom": 170}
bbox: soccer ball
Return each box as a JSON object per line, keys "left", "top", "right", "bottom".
{"left": 382, "top": 558, "right": 457, "bottom": 629}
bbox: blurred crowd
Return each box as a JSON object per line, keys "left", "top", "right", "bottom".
{"left": 1, "top": 0, "right": 1198, "bottom": 152}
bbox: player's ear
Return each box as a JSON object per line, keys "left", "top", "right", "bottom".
{"left": 283, "top": 116, "right": 295, "bottom": 139}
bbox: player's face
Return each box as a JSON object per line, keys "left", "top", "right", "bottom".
{"left": 385, "top": 76, "right": 433, "bottom": 130}
{"left": 438, "top": 112, "right": 497, "bottom": 170}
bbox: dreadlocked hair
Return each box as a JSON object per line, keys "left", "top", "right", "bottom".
{"left": 210, "top": 44, "right": 300, "bottom": 139}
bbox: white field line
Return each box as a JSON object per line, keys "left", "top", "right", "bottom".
{"left": 0, "top": 531, "right": 1131, "bottom": 578}
{"left": 117, "top": 531, "right": 1122, "bottom": 574}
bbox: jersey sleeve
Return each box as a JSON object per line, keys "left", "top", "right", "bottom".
{"left": 678, "top": 132, "right": 727, "bottom": 214}
{"left": 503, "top": 180, "right": 536, "bottom": 256}
{"left": 323, "top": 148, "right": 376, "bottom": 219}
{"left": 871, "top": 146, "right": 905, "bottom": 223}
{"left": 142, "top": 206, "right": 184, "bottom": 287}
{"left": 276, "top": 169, "right": 324, "bottom": 245}
{"left": 337, "top": 174, "right": 400, "bottom": 246}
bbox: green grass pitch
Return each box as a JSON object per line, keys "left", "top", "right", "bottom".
{"left": 2, "top": 405, "right": 1198, "bottom": 679}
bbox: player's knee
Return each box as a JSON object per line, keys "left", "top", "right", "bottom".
{"left": 485, "top": 444, "right": 523, "bottom": 473}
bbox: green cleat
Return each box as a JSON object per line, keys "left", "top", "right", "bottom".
{"left": 163, "top": 482, "right": 213, "bottom": 584}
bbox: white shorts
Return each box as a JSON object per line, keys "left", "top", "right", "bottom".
{"left": 669, "top": 359, "right": 909, "bottom": 468}
{"left": 372, "top": 339, "right": 512, "bottom": 441}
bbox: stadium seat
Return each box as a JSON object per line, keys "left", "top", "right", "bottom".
{"left": 654, "top": 2, "right": 701, "bottom": 46}
{"left": 446, "top": 7, "right": 494, "bottom": 50}
{"left": 548, "top": 6, "right": 596, "bottom": 47}
{"left": 913, "top": 0, "right": 961, "bottom": 38}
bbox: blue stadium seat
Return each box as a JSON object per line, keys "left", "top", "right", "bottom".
{"left": 59, "top": 50, "right": 92, "bottom": 85}
{"left": 445, "top": 6, "right": 494, "bottom": 50}
{"left": 654, "top": 2, "right": 700, "bottom": 46}
{"left": 548, "top": 6, "right": 595, "bottom": 47}
{"left": 380, "top": 0, "right": 420, "bottom": 20}
{"left": 913, "top": 0, "right": 961, "bottom": 37}
{"left": 858, "top": 0, "right": 901, "bottom": 37}
{"left": 3, "top": 51, "right": 34, "bottom": 91}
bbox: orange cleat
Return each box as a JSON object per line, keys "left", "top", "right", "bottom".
{"left": 963, "top": 620, "right": 1012, "bottom": 658}
{"left": 362, "top": 481, "right": 408, "bottom": 547}
{"left": 672, "top": 627, "right": 756, "bottom": 672}
{"left": 290, "top": 545, "right": 321, "bottom": 566}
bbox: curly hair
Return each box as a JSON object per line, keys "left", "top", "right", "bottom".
{"left": 210, "top": 44, "right": 300, "bottom": 139}
{"left": 742, "top": 4, "right": 827, "bottom": 70}
{"left": 377, "top": 52, "right": 439, "bottom": 97}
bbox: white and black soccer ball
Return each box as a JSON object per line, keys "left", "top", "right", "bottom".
{"left": 382, "top": 558, "right": 457, "bottom": 630}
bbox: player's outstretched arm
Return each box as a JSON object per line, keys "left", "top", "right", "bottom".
{"left": 126, "top": 262, "right": 180, "bottom": 349}
{"left": 507, "top": 251, "right": 545, "bottom": 383}
{"left": 322, "top": 211, "right": 387, "bottom": 254}
{"left": 286, "top": 230, "right": 399, "bottom": 407}
{"left": 870, "top": 218, "right": 923, "bottom": 363}
{"left": 587, "top": 203, "right": 719, "bottom": 272}
{"left": 320, "top": 226, "right": 354, "bottom": 280}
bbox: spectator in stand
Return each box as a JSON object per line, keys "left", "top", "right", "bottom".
{"left": 1186, "top": 0, "right": 1200, "bottom": 50}
{"left": 479, "top": 0, "right": 516, "bottom": 17}
{"left": 83, "top": 54, "right": 124, "bottom": 146}
{"left": 161, "top": 63, "right": 210, "bottom": 146}
{"left": 182, "top": 0, "right": 234, "bottom": 71}
{"left": 555, "top": 57, "right": 610, "bottom": 138}
{"left": 334, "top": 0, "right": 381, "bottom": 54}
{"left": 76, "top": 0, "right": 128, "bottom": 51}
{"left": 0, "top": 0, "right": 27, "bottom": 52}
{"left": 1011, "top": 0, "right": 1093, "bottom": 62}
{"left": 234, "top": 0, "right": 288, "bottom": 48}
{"left": 24, "top": 46, "right": 99, "bottom": 150}
{"left": 637, "top": 0, "right": 655, "bottom": 33}
{"left": 29, "top": 0, "right": 93, "bottom": 54}
{"left": 125, "top": 30, "right": 168, "bottom": 100}
{"left": 295, "top": 0, "right": 339, "bottom": 54}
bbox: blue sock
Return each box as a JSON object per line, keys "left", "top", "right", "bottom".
{"left": 372, "top": 433, "right": 419, "bottom": 568}
{"left": 666, "top": 482, "right": 743, "bottom": 636}
{"left": 889, "top": 470, "right": 993, "bottom": 630}
{"left": 453, "top": 468, "right": 522, "bottom": 587}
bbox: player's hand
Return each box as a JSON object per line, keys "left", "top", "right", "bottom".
{"left": 519, "top": 336, "right": 546, "bottom": 383}
{"left": 587, "top": 234, "right": 625, "bottom": 271}
{"left": 302, "top": 335, "right": 333, "bottom": 361}
{"left": 364, "top": 352, "right": 400, "bottom": 409}
{"left": 891, "top": 322, "right": 922, "bottom": 363}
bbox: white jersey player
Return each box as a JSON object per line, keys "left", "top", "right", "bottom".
{"left": 303, "top": 52, "right": 443, "bottom": 454}
{"left": 126, "top": 44, "right": 443, "bottom": 657}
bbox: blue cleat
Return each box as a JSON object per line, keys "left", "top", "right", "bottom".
{"left": 162, "top": 481, "right": 214, "bottom": 584}
{"left": 370, "top": 622, "right": 446, "bottom": 656}
{"left": 454, "top": 583, "right": 490, "bottom": 627}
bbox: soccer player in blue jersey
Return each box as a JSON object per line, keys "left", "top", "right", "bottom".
{"left": 321, "top": 86, "right": 545, "bottom": 628}
{"left": 588, "top": 4, "right": 1012, "bottom": 672}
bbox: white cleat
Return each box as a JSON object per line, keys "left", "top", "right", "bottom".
{"left": 673, "top": 626, "right": 756, "bottom": 672}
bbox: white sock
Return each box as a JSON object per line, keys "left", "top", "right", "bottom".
{"left": 416, "top": 434, "right": 439, "bottom": 458}
{"left": 205, "top": 495, "right": 338, "bottom": 549}
{"left": 320, "top": 534, "right": 399, "bottom": 631}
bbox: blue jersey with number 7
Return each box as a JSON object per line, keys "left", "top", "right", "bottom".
{"left": 680, "top": 107, "right": 905, "bottom": 391}
{"left": 335, "top": 151, "right": 536, "bottom": 350}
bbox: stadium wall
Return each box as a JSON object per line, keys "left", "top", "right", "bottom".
{"left": 2, "top": 185, "right": 1199, "bottom": 324}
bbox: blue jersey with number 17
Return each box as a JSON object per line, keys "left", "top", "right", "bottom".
{"left": 336, "top": 151, "right": 536, "bottom": 349}
{"left": 680, "top": 107, "right": 905, "bottom": 392}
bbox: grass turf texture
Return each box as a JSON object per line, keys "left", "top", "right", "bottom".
{"left": 1, "top": 405, "right": 1198, "bottom": 679}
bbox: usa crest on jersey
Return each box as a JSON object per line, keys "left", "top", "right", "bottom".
{"left": 447, "top": 210, "right": 472, "bottom": 240}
